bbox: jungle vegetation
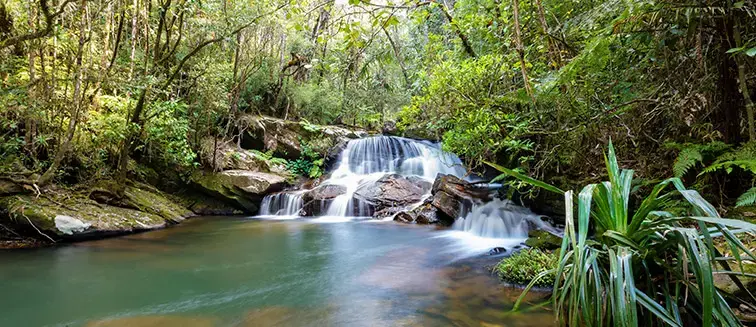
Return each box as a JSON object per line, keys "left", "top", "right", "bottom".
{"left": 1, "top": 0, "right": 755, "bottom": 325}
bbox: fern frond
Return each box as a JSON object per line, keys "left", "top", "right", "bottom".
{"left": 673, "top": 147, "right": 703, "bottom": 178}
{"left": 736, "top": 187, "right": 756, "bottom": 207}
{"left": 703, "top": 160, "right": 756, "bottom": 175}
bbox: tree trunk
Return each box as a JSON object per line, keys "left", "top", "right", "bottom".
{"left": 534, "top": 0, "right": 560, "bottom": 69}
{"left": 38, "top": 0, "right": 88, "bottom": 187}
{"left": 732, "top": 17, "right": 755, "bottom": 141}
{"left": 512, "top": 0, "right": 535, "bottom": 103}
{"left": 437, "top": 2, "right": 476, "bottom": 58}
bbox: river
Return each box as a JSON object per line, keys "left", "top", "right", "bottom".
{"left": 0, "top": 216, "right": 555, "bottom": 327}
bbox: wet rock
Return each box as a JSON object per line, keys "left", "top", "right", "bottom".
{"left": 0, "top": 183, "right": 193, "bottom": 242}
{"left": 394, "top": 211, "right": 414, "bottom": 223}
{"left": 488, "top": 247, "right": 507, "bottom": 255}
{"left": 302, "top": 184, "right": 346, "bottom": 203}
{"left": 431, "top": 191, "right": 468, "bottom": 223}
{"left": 298, "top": 184, "right": 346, "bottom": 216}
{"left": 192, "top": 170, "right": 287, "bottom": 212}
{"left": 382, "top": 120, "right": 398, "bottom": 135}
{"left": 524, "top": 229, "right": 563, "bottom": 250}
{"left": 394, "top": 200, "right": 440, "bottom": 224}
{"left": 354, "top": 174, "right": 431, "bottom": 215}
{"left": 429, "top": 174, "right": 489, "bottom": 224}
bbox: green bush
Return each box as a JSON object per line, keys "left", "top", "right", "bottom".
{"left": 494, "top": 248, "right": 557, "bottom": 287}
{"left": 495, "top": 142, "right": 756, "bottom": 327}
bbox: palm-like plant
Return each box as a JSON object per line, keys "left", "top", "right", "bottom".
{"left": 487, "top": 142, "right": 756, "bottom": 326}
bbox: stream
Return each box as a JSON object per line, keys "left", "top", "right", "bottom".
{"left": 0, "top": 217, "right": 555, "bottom": 327}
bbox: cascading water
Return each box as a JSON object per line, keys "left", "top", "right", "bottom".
{"left": 453, "top": 198, "right": 556, "bottom": 238}
{"left": 320, "top": 136, "right": 467, "bottom": 217}
{"left": 258, "top": 192, "right": 304, "bottom": 216}
{"left": 255, "top": 135, "right": 557, "bottom": 253}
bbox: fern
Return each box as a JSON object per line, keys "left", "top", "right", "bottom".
{"left": 702, "top": 142, "right": 756, "bottom": 175}
{"left": 736, "top": 187, "right": 756, "bottom": 207}
{"left": 673, "top": 147, "right": 703, "bottom": 178}
{"left": 667, "top": 141, "right": 730, "bottom": 178}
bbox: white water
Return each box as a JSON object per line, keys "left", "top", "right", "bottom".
{"left": 258, "top": 192, "right": 304, "bottom": 217}
{"left": 321, "top": 136, "right": 467, "bottom": 217}
{"left": 255, "top": 135, "right": 556, "bottom": 254}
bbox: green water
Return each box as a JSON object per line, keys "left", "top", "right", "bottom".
{"left": 0, "top": 217, "right": 554, "bottom": 327}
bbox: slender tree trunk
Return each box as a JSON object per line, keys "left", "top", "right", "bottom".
{"left": 38, "top": 0, "right": 88, "bottom": 186}
{"left": 732, "top": 18, "right": 755, "bottom": 141}
{"left": 129, "top": 0, "right": 138, "bottom": 78}
{"left": 512, "top": 0, "right": 535, "bottom": 103}
{"left": 437, "top": 2, "right": 476, "bottom": 57}
{"left": 381, "top": 25, "right": 410, "bottom": 87}
{"left": 534, "top": 0, "right": 560, "bottom": 68}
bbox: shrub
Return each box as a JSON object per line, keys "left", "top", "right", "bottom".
{"left": 491, "top": 141, "right": 756, "bottom": 327}
{"left": 494, "top": 248, "right": 557, "bottom": 287}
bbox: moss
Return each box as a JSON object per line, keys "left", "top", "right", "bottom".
{"left": 494, "top": 248, "right": 558, "bottom": 287}
{"left": 123, "top": 184, "right": 193, "bottom": 222}
{"left": 524, "top": 230, "right": 563, "bottom": 250}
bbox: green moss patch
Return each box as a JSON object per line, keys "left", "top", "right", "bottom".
{"left": 494, "top": 248, "right": 558, "bottom": 287}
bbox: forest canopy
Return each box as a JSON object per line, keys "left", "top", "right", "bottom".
{"left": 0, "top": 0, "right": 754, "bottom": 208}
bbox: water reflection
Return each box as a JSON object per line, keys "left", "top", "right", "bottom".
{"left": 0, "top": 218, "right": 554, "bottom": 327}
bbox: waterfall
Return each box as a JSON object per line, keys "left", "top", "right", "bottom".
{"left": 256, "top": 135, "right": 557, "bottom": 250}
{"left": 321, "top": 136, "right": 466, "bottom": 217}
{"left": 453, "top": 198, "right": 556, "bottom": 238}
{"left": 258, "top": 192, "right": 304, "bottom": 216}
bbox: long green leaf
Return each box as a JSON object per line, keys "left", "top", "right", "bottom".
{"left": 484, "top": 161, "right": 565, "bottom": 194}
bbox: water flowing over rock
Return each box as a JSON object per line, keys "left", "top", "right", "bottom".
{"left": 259, "top": 192, "right": 304, "bottom": 216}
{"left": 257, "top": 135, "right": 559, "bottom": 248}
{"left": 453, "top": 198, "right": 558, "bottom": 239}
{"left": 259, "top": 135, "right": 467, "bottom": 217}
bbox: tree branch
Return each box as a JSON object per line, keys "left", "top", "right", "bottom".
{"left": 0, "top": 0, "right": 75, "bottom": 50}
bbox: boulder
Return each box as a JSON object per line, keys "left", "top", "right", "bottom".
{"left": 192, "top": 170, "right": 287, "bottom": 212}
{"left": 428, "top": 174, "right": 488, "bottom": 223}
{"left": 302, "top": 184, "right": 346, "bottom": 203}
{"left": 239, "top": 115, "right": 366, "bottom": 160}
{"left": 299, "top": 184, "right": 347, "bottom": 216}
{"left": 0, "top": 184, "right": 193, "bottom": 242}
{"left": 524, "top": 229, "right": 563, "bottom": 250}
{"left": 354, "top": 174, "right": 431, "bottom": 215}
{"left": 393, "top": 200, "right": 440, "bottom": 225}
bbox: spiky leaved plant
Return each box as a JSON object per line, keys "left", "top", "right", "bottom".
{"left": 487, "top": 142, "right": 756, "bottom": 326}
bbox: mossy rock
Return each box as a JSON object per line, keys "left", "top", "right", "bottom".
{"left": 0, "top": 183, "right": 194, "bottom": 242}
{"left": 524, "top": 229, "right": 563, "bottom": 250}
{"left": 191, "top": 170, "right": 288, "bottom": 213}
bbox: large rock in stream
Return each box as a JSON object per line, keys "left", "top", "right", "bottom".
{"left": 300, "top": 184, "right": 346, "bottom": 216}
{"left": 0, "top": 182, "right": 193, "bottom": 242}
{"left": 395, "top": 174, "right": 490, "bottom": 225}
{"left": 354, "top": 174, "right": 432, "bottom": 218}
{"left": 192, "top": 170, "right": 288, "bottom": 213}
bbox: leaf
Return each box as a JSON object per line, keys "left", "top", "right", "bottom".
{"left": 726, "top": 47, "right": 743, "bottom": 54}
{"left": 736, "top": 187, "right": 756, "bottom": 207}
{"left": 484, "top": 161, "right": 564, "bottom": 194}
{"left": 746, "top": 47, "right": 756, "bottom": 57}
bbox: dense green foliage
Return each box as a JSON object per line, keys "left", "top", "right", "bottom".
{"left": 494, "top": 248, "right": 557, "bottom": 287}
{"left": 496, "top": 143, "right": 756, "bottom": 326}
{"left": 1, "top": 0, "right": 756, "bottom": 324}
